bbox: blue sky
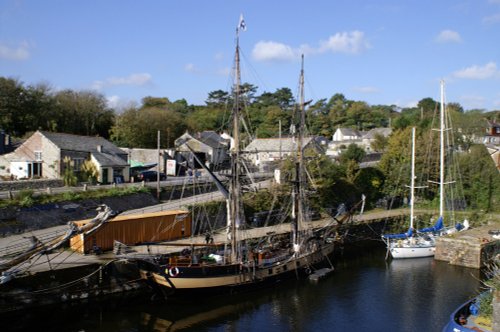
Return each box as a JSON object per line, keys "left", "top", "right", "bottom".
{"left": 1, "top": 0, "right": 500, "bottom": 112}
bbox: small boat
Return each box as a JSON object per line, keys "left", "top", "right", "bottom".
{"left": 382, "top": 127, "right": 435, "bottom": 259}
{"left": 418, "top": 81, "right": 469, "bottom": 238}
{"left": 382, "top": 81, "right": 469, "bottom": 259}
{"left": 442, "top": 291, "right": 493, "bottom": 332}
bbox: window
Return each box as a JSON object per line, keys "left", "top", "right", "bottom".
{"left": 73, "top": 158, "right": 84, "bottom": 171}
{"left": 34, "top": 151, "right": 42, "bottom": 161}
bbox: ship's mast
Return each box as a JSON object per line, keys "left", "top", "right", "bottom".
{"left": 292, "top": 55, "right": 306, "bottom": 252}
{"left": 227, "top": 26, "right": 242, "bottom": 264}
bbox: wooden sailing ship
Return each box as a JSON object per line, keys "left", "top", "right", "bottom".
{"left": 134, "top": 20, "right": 336, "bottom": 295}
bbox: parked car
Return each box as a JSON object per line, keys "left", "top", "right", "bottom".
{"left": 137, "top": 170, "right": 166, "bottom": 182}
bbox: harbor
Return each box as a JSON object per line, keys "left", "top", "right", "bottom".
{"left": 1, "top": 244, "right": 486, "bottom": 332}
{"left": 1, "top": 2, "right": 500, "bottom": 331}
{"left": 1, "top": 198, "right": 498, "bottom": 316}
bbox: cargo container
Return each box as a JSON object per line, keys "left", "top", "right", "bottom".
{"left": 70, "top": 210, "right": 191, "bottom": 254}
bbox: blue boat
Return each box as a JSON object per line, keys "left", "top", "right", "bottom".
{"left": 442, "top": 291, "right": 492, "bottom": 332}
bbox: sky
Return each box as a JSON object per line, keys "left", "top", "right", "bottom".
{"left": 1, "top": 0, "right": 500, "bottom": 112}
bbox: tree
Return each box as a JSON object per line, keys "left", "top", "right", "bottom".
{"left": 142, "top": 96, "right": 170, "bottom": 109}
{"left": 370, "top": 133, "right": 389, "bottom": 152}
{"left": 186, "top": 107, "right": 226, "bottom": 133}
{"left": 0, "top": 77, "right": 28, "bottom": 136}
{"left": 340, "top": 143, "right": 366, "bottom": 164}
{"left": 53, "top": 90, "right": 114, "bottom": 137}
{"left": 456, "top": 145, "right": 500, "bottom": 212}
{"left": 378, "top": 128, "right": 413, "bottom": 196}
{"left": 81, "top": 160, "right": 99, "bottom": 184}
{"left": 110, "top": 106, "right": 186, "bottom": 148}
{"left": 206, "top": 89, "right": 229, "bottom": 107}
{"left": 62, "top": 156, "right": 78, "bottom": 186}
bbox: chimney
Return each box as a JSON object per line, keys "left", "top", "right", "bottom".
{"left": 97, "top": 145, "right": 103, "bottom": 153}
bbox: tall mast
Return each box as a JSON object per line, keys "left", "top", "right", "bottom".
{"left": 292, "top": 55, "right": 305, "bottom": 251}
{"left": 227, "top": 26, "right": 242, "bottom": 264}
{"left": 410, "top": 127, "right": 416, "bottom": 230}
{"left": 439, "top": 80, "right": 445, "bottom": 218}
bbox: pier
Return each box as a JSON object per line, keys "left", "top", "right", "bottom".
{"left": 435, "top": 224, "right": 500, "bottom": 268}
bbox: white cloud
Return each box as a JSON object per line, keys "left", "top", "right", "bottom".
{"left": 216, "top": 67, "right": 230, "bottom": 76}
{"left": 435, "top": 30, "right": 462, "bottom": 43}
{"left": 318, "top": 31, "right": 370, "bottom": 54}
{"left": 252, "top": 30, "right": 370, "bottom": 62}
{"left": 91, "top": 73, "right": 152, "bottom": 90}
{"left": 405, "top": 100, "right": 419, "bottom": 108}
{"left": 0, "top": 41, "right": 30, "bottom": 60}
{"left": 214, "top": 52, "right": 224, "bottom": 61}
{"left": 252, "top": 41, "right": 298, "bottom": 62}
{"left": 483, "top": 13, "right": 500, "bottom": 24}
{"left": 107, "top": 95, "right": 121, "bottom": 108}
{"left": 453, "top": 62, "right": 499, "bottom": 79}
{"left": 184, "top": 63, "right": 199, "bottom": 73}
{"left": 106, "top": 95, "right": 138, "bottom": 112}
{"left": 353, "top": 86, "right": 380, "bottom": 94}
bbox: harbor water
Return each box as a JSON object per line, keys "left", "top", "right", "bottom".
{"left": 3, "top": 244, "right": 483, "bottom": 332}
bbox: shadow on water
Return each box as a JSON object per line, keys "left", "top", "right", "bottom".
{"left": 2, "top": 243, "right": 484, "bottom": 332}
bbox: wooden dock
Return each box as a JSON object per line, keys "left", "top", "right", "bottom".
{"left": 435, "top": 224, "right": 500, "bottom": 269}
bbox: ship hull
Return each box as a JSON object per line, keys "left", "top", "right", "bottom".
{"left": 138, "top": 243, "right": 334, "bottom": 295}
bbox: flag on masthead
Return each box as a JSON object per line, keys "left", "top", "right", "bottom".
{"left": 238, "top": 14, "right": 246, "bottom": 31}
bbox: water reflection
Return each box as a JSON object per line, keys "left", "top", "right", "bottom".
{"left": 2, "top": 245, "right": 484, "bottom": 332}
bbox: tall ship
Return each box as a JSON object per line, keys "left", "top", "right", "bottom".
{"left": 134, "top": 19, "right": 337, "bottom": 295}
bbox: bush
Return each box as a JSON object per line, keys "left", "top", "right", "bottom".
{"left": 17, "top": 189, "right": 35, "bottom": 207}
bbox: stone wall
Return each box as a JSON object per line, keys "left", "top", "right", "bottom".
{"left": 0, "top": 192, "right": 159, "bottom": 237}
{"left": 0, "top": 179, "right": 64, "bottom": 191}
{"left": 435, "top": 234, "right": 499, "bottom": 269}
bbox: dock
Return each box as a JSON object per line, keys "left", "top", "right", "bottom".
{"left": 435, "top": 224, "right": 500, "bottom": 269}
{"left": 308, "top": 267, "right": 335, "bottom": 283}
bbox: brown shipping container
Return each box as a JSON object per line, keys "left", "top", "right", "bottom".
{"left": 70, "top": 210, "right": 191, "bottom": 254}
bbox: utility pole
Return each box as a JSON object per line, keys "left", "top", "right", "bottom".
{"left": 157, "top": 130, "right": 161, "bottom": 200}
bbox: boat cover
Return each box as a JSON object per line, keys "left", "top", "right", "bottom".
{"left": 382, "top": 227, "right": 413, "bottom": 239}
{"left": 419, "top": 216, "right": 443, "bottom": 233}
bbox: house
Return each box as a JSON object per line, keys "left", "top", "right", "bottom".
{"left": 244, "top": 136, "right": 324, "bottom": 170}
{"left": 8, "top": 131, "right": 129, "bottom": 183}
{"left": 332, "top": 128, "right": 363, "bottom": 142}
{"left": 174, "top": 131, "right": 230, "bottom": 169}
{"left": 362, "top": 128, "right": 393, "bottom": 152}
{"left": 483, "top": 121, "right": 500, "bottom": 145}
{"left": 327, "top": 127, "right": 392, "bottom": 157}
{"left": 483, "top": 120, "right": 500, "bottom": 172}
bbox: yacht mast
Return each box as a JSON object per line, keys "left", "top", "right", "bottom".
{"left": 410, "top": 127, "right": 416, "bottom": 230}
{"left": 439, "top": 80, "right": 445, "bottom": 218}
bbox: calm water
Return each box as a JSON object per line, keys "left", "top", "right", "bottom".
{"left": 4, "top": 245, "right": 483, "bottom": 332}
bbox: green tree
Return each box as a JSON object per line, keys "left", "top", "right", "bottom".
{"left": 110, "top": 106, "right": 185, "bottom": 148}
{"left": 62, "top": 157, "right": 78, "bottom": 186}
{"left": 456, "top": 145, "right": 500, "bottom": 212}
{"left": 370, "top": 133, "right": 389, "bottom": 152}
{"left": 340, "top": 143, "right": 366, "bottom": 164}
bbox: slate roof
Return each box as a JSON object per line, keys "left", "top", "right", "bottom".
{"left": 40, "top": 131, "right": 128, "bottom": 167}
{"left": 244, "top": 136, "right": 317, "bottom": 152}
{"left": 338, "top": 128, "right": 362, "bottom": 138}
{"left": 362, "top": 128, "right": 392, "bottom": 139}
{"left": 196, "top": 131, "right": 229, "bottom": 149}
